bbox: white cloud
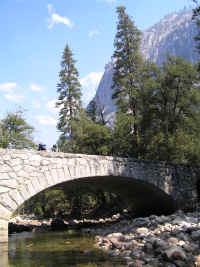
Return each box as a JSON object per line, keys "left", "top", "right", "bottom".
{"left": 30, "top": 83, "right": 44, "bottom": 92}
{"left": 0, "top": 82, "right": 17, "bottom": 92}
{"left": 80, "top": 72, "right": 103, "bottom": 106}
{"left": 36, "top": 115, "right": 57, "bottom": 126}
{"left": 88, "top": 30, "right": 100, "bottom": 38}
{"left": 4, "top": 93, "right": 24, "bottom": 102}
{"left": 47, "top": 3, "right": 73, "bottom": 29}
{"left": 81, "top": 72, "right": 103, "bottom": 89}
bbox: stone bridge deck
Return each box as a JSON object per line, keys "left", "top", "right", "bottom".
{"left": 0, "top": 149, "right": 199, "bottom": 242}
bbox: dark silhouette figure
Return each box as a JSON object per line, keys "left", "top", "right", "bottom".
{"left": 38, "top": 143, "right": 46, "bottom": 151}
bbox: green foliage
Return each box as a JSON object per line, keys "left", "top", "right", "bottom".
{"left": 56, "top": 44, "right": 82, "bottom": 151}
{"left": 0, "top": 109, "right": 36, "bottom": 149}
{"left": 20, "top": 185, "right": 125, "bottom": 220}
{"left": 86, "top": 100, "right": 98, "bottom": 122}
{"left": 71, "top": 109, "right": 112, "bottom": 155}
{"left": 139, "top": 55, "right": 200, "bottom": 162}
{"left": 23, "top": 189, "right": 70, "bottom": 218}
{"left": 112, "top": 112, "right": 138, "bottom": 157}
{"left": 111, "top": 52, "right": 200, "bottom": 163}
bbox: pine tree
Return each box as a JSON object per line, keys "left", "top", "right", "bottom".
{"left": 56, "top": 44, "right": 82, "bottom": 151}
{"left": 112, "top": 6, "right": 144, "bottom": 150}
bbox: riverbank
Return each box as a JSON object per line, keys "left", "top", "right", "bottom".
{"left": 91, "top": 210, "right": 200, "bottom": 266}
{"left": 8, "top": 213, "right": 121, "bottom": 233}
{"left": 9, "top": 215, "right": 51, "bottom": 233}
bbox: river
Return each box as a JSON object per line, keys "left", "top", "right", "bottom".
{"left": 0, "top": 230, "right": 127, "bottom": 267}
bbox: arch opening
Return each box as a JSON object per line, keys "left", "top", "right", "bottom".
{"left": 13, "top": 176, "right": 178, "bottom": 224}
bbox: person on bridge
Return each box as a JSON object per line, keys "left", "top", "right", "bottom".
{"left": 38, "top": 143, "right": 47, "bottom": 151}
{"left": 51, "top": 144, "right": 59, "bottom": 152}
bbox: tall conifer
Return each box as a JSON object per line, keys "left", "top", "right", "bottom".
{"left": 112, "top": 6, "right": 144, "bottom": 151}
{"left": 56, "top": 44, "right": 82, "bottom": 150}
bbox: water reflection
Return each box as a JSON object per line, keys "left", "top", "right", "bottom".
{"left": 2, "top": 231, "right": 126, "bottom": 267}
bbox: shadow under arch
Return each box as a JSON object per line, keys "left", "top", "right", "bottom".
{"left": 54, "top": 175, "right": 178, "bottom": 218}
{"left": 196, "top": 179, "right": 200, "bottom": 202}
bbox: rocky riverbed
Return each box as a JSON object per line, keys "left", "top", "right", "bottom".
{"left": 90, "top": 210, "right": 200, "bottom": 266}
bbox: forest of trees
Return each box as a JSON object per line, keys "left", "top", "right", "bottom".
{"left": 10, "top": 3, "right": 200, "bottom": 219}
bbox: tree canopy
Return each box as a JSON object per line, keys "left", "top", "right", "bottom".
{"left": 0, "top": 109, "right": 36, "bottom": 149}
{"left": 139, "top": 55, "right": 200, "bottom": 162}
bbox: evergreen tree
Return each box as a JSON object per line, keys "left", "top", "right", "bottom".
{"left": 86, "top": 100, "right": 98, "bottom": 122}
{"left": 0, "top": 109, "right": 35, "bottom": 149}
{"left": 140, "top": 55, "right": 200, "bottom": 163}
{"left": 56, "top": 44, "right": 82, "bottom": 151}
{"left": 112, "top": 6, "right": 144, "bottom": 152}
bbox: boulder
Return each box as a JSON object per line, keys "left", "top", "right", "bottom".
{"left": 164, "top": 246, "right": 186, "bottom": 261}
{"left": 135, "top": 227, "right": 149, "bottom": 236}
{"left": 191, "top": 230, "right": 200, "bottom": 241}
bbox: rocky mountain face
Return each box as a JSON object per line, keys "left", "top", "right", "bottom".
{"left": 93, "top": 61, "right": 117, "bottom": 126}
{"left": 92, "top": 8, "right": 199, "bottom": 124}
{"left": 141, "top": 8, "right": 198, "bottom": 65}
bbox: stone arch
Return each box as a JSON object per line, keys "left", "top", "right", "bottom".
{"left": 0, "top": 149, "right": 198, "bottom": 242}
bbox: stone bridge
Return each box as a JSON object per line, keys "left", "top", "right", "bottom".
{"left": 0, "top": 148, "right": 199, "bottom": 243}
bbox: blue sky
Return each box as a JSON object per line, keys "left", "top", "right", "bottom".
{"left": 0, "top": 0, "right": 193, "bottom": 148}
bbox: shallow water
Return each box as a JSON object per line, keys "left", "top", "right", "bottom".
{"left": 0, "top": 230, "right": 127, "bottom": 267}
